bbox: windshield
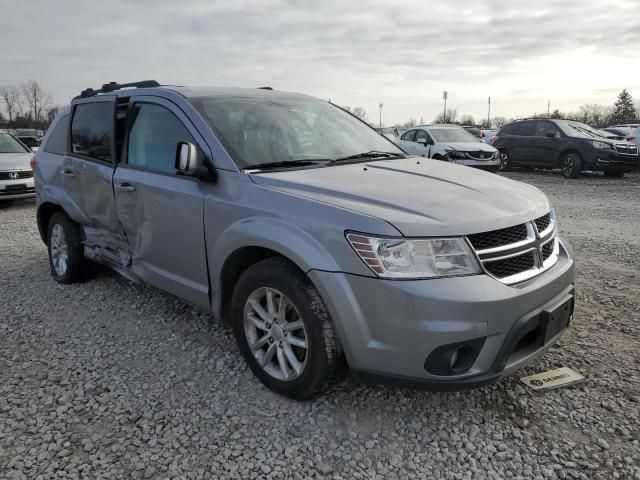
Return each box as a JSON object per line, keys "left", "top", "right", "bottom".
{"left": 428, "top": 127, "right": 480, "bottom": 143}
{"left": 190, "top": 94, "right": 404, "bottom": 168}
{"left": 556, "top": 121, "right": 609, "bottom": 139}
{"left": 0, "top": 133, "right": 30, "bottom": 154}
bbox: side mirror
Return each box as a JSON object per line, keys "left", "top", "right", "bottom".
{"left": 175, "top": 142, "right": 212, "bottom": 179}
{"left": 545, "top": 131, "right": 556, "bottom": 139}
{"left": 417, "top": 138, "right": 427, "bottom": 145}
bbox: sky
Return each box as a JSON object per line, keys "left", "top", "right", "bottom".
{"left": 2, "top": 0, "right": 640, "bottom": 126}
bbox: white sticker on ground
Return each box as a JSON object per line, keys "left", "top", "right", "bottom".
{"left": 520, "top": 367, "right": 586, "bottom": 391}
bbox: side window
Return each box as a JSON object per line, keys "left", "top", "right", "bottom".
{"left": 70, "top": 103, "right": 114, "bottom": 162}
{"left": 43, "top": 114, "right": 69, "bottom": 155}
{"left": 401, "top": 130, "right": 416, "bottom": 142}
{"left": 500, "top": 123, "right": 515, "bottom": 135}
{"left": 535, "top": 121, "right": 557, "bottom": 137}
{"left": 415, "top": 129, "right": 428, "bottom": 143}
{"left": 127, "top": 103, "right": 196, "bottom": 174}
{"left": 517, "top": 122, "right": 536, "bottom": 136}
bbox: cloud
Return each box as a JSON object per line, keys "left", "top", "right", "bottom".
{"left": 1, "top": 0, "right": 639, "bottom": 123}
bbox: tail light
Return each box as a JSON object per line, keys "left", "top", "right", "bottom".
{"left": 626, "top": 136, "right": 635, "bottom": 142}
{"left": 30, "top": 155, "right": 36, "bottom": 171}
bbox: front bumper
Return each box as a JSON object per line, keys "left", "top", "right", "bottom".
{"left": 309, "top": 238, "right": 575, "bottom": 389}
{"left": 591, "top": 151, "right": 639, "bottom": 171}
{"left": 0, "top": 177, "right": 36, "bottom": 200}
{"left": 451, "top": 158, "right": 500, "bottom": 168}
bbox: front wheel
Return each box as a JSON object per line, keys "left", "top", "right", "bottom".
{"left": 561, "top": 152, "right": 582, "bottom": 179}
{"left": 231, "top": 257, "right": 344, "bottom": 399}
{"left": 498, "top": 151, "right": 511, "bottom": 171}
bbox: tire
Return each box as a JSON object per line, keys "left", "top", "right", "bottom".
{"left": 231, "top": 257, "right": 344, "bottom": 399}
{"left": 47, "top": 211, "right": 86, "bottom": 284}
{"left": 604, "top": 169, "right": 624, "bottom": 178}
{"left": 561, "top": 152, "right": 582, "bottom": 179}
{"left": 498, "top": 150, "right": 511, "bottom": 171}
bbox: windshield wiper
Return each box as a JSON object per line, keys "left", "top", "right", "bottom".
{"left": 328, "top": 151, "right": 405, "bottom": 164}
{"left": 243, "top": 159, "right": 328, "bottom": 172}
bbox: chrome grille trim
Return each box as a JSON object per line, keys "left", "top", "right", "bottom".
{"left": 614, "top": 143, "right": 639, "bottom": 155}
{"left": 467, "top": 210, "right": 559, "bottom": 285}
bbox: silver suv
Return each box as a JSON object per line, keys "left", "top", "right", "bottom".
{"left": 34, "top": 81, "right": 575, "bottom": 399}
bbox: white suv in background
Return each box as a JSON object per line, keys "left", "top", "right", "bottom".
{"left": 394, "top": 124, "right": 500, "bottom": 169}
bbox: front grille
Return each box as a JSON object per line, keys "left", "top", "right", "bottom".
{"left": 542, "top": 239, "right": 555, "bottom": 261}
{"left": 467, "top": 151, "right": 494, "bottom": 160}
{"left": 467, "top": 210, "right": 559, "bottom": 284}
{"left": 0, "top": 170, "right": 33, "bottom": 180}
{"left": 614, "top": 144, "right": 639, "bottom": 155}
{"left": 467, "top": 224, "right": 528, "bottom": 251}
{"left": 534, "top": 213, "right": 551, "bottom": 234}
{"left": 484, "top": 251, "right": 536, "bottom": 279}
{"left": 0, "top": 186, "right": 35, "bottom": 196}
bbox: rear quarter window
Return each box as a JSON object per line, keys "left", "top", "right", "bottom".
{"left": 43, "top": 115, "right": 70, "bottom": 155}
{"left": 70, "top": 103, "right": 114, "bottom": 162}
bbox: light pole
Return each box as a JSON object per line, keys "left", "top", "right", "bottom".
{"left": 547, "top": 99, "right": 550, "bottom": 117}
{"left": 487, "top": 97, "right": 491, "bottom": 128}
{"left": 442, "top": 91, "right": 448, "bottom": 123}
{"left": 379, "top": 103, "right": 383, "bottom": 128}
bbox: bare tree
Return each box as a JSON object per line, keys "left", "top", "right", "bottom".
{"left": 572, "top": 104, "right": 612, "bottom": 128}
{"left": 47, "top": 106, "right": 59, "bottom": 125}
{"left": 21, "top": 80, "right": 52, "bottom": 126}
{"left": 0, "top": 84, "right": 22, "bottom": 123}
{"left": 459, "top": 114, "right": 475, "bottom": 125}
{"left": 491, "top": 116, "right": 507, "bottom": 128}
{"left": 403, "top": 117, "right": 417, "bottom": 128}
{"left": 433, "top": 108, "right": 458, "bottom": 124}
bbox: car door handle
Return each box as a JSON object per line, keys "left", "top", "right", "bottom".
{"left": 61, "top": 169, "right": 76, "bottom": 178}
{"left": 116, "top": 182, "right": 136, "bottom": 192}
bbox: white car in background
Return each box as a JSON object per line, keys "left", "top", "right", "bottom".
{"left": 0, "top": 132, "right": 36, "bottom": 201}
{"left": 394, "top": 124, "right": 500, "bottom": 169}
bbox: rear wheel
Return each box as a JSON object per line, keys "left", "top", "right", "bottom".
{"left": 604, "top": 169, "right": 625, "bottom": 178}
{"left": 231, "top": 257, "right": 343, "bottom": 399}
{"left": 498, "top": 151, "right": 511, "bottom": 171}
{"left": 561, "top": 152, "right": 582, "bottom": 179}
{"left": 47, "top": 212, "right": 86, "bottom": 283}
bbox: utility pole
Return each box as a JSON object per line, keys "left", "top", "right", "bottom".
{"left": 487, "top": 97, "right": 491, "bottom": 128}
{"left": 379, "top": 103, "right": 383, "bottom": 128}
{"left": 442, "top": 91, "right": 448, "bottom": 123}
{"left": 547, "top": 99, "right": 550, "bottom": 117}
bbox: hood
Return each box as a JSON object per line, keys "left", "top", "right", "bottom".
{"left": 250, "top": 157, "right": 550, "bottom": 237}
{"left": 442, "top": 141, "right": 497, "bottom": 152}
{"left": 0, "top": 153, "right": 32, "bottom": 171}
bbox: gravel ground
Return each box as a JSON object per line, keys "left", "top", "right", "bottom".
{"left": 1, "top": 170, "right": 639, "bottom": 480}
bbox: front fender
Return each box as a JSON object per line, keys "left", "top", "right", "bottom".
{"left": 208, "top": 216, "right": 371, "bottom": 319}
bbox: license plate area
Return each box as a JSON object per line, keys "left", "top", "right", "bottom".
{"left": 542, "top": 297, "right": 573, "bottom": 344}
{"left": 5, "top": 184, "right": 27, "bottom": 193}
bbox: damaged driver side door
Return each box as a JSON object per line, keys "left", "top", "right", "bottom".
{"left": 112, "top": 97, "right": 212, "bottom": 309}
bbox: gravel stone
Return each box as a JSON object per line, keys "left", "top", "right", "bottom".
{"left": 1, "top": 171, "right": 639, "bottom": 479}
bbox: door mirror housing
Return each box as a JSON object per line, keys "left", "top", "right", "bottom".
{"left": 417, "top": 138, "right": 428, "bottom": 145}
{"left": 545, "top": 131, "right": 557, "bottom": 139}
{"left": 175, "top": 142, "right": 212, "bottom": 179}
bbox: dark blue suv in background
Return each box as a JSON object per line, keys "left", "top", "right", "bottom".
{"left": 493, "top": 118, "right": 640, "bottom": 178}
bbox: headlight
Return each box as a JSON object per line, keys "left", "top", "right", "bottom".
{"left": 591, "top": 141, "right": 612, "bottom": 150}
{"left": 346, "top": 233, "right": 481, "bottom": 279}
{"left": 445, "top": 149, "right": 467, "bottom": 159}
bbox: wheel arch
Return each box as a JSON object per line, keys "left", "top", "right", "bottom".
{"left": 37, "top": 202, "right": 63, "bottom": 243}
{"left": 556, "top": 148, "right": 582, "bottom": 168}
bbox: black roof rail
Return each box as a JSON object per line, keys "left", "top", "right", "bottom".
{"left": 76, "top": 80, "right": 160, "bottom": 99}
{"left": 258, "top": 86, "right": 273, "bottom": 90}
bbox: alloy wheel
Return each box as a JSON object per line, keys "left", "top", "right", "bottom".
{"left": 50, "top": 224, "right": 69, "bottom": 276}
{"left": 563, "top": 155, "right": 574, "bottom": 177}
{"left": 243, "top": 287, "right": 308, "bottom": 381}
{"left": 498, "top": 152, "right": 509, "bottom": 170}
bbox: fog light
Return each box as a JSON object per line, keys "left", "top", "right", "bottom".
{"left": 424, "top": 338, "right": 486, "bottom": 376}
{"left": 449, "top": 346, "right": 471, "bottom": 372}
